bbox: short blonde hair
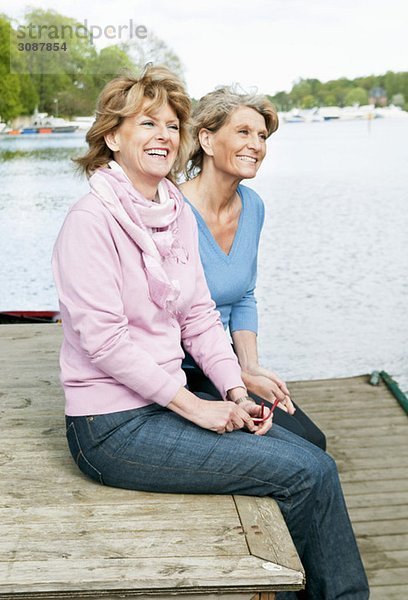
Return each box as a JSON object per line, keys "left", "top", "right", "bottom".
{"left": 187, "top": 87, "right": 278, "bottom": 178}
{"left": 75, "top": 65, "right": 191, "bottom": 182}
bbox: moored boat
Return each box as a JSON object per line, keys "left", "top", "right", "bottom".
{"left": 0, "top": 311, "right": 60, "bottom": 324}
{"left": 16, "top": 112, "right": 79, "bottom": 134}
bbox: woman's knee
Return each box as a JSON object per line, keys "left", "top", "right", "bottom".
{"left": 309, "top": 428, "right": 327, "bottom": 451}
{"left": 315, "top": 451, "right": 340, "bottom": 491}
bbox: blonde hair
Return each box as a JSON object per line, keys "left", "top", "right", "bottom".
{"left": 186, "top": 87, "right": 279, "bottom": 178}
{"left": 75, "top": 65, "right": 191, "bottom": 182}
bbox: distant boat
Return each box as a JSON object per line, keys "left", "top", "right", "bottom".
{"left": 317, "top": 106, "right": 341, "bottom": 121}
{"left": 282, "top": 109, "right": 305, "bottom": 123}
{"left": 0, "top": 311, "right": 60, "bottom": 324}
{"left": 25, "top": 114, "right": 78, "bottom": 134}
{"left": 4, "top": 112, "right": 79, "bottom": 135}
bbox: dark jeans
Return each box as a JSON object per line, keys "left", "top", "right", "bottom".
{"left": 183, "top": 355, "right": 327, "bottom": 451}
{"left": 66, "top": 405, "right": 369, "bottom": 599}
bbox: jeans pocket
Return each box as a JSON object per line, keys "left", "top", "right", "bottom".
{"left": 66, "top": 420, "right": 104, "bottom": 485}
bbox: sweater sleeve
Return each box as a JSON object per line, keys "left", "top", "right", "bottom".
{"left": 180, "top": 211, "right": 245, "bottom": 398}
{"left": 52, "top": 208, "right": 181, "bottom": 407}
{"left": 229, "top": 189, "right": 265, "bottom": 335}
{"left": 229, "top": 276, "right": 258, "bottom": 334}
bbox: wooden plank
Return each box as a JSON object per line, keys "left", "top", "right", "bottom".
{"left": 330, "top": 433, "right": 408, "bottom": 448}
{"left": 233, "top": 496, "right": 304, "bottom": 577}
{"left": 361, "top": 549, "right": 408, "bottom": 571}
{"left": 0, "top": 594, "right": 257, "bottom": 600}
{"left": 302, "top": 397, "right": 402, "bottom": 410}
{"left": 335, "top": 455, "right": 408, "bottom": 472}
{"left": 365, "top": 567, "right": 408, "bottom": 586}
{"left": 1, "top": 531, "right": 248, "bottom": 561}
{"left": 0, "top": 556, "right": 304, "bottom": 595}
{"left": 353, "top": 519, "right": 408, "bottom": 536}
{"left": 339, "top": 467, "right": 408, "bottom": 483}
{"left": 1, "top": 500, "right": 239, "bottom": 525}
{"left": 357, "top": 534, "right": 408, "bottom": 553}
{"left": 370, "top": 586, "right": 408, "bottom": 600}
{"left": 342, "top": 478, "right": 408, "bottom": 495}
{"left": 343, "top": 490, "right": 408, "bottom": 509}
{"left": 328, "top": 441, "right": 408, "bottom": 456}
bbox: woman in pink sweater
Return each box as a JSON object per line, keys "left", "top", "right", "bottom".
{"left": 53, "top": 66, "right": 260, "bottom": 433}
{"left": 52, "top": 66, "right": 368, "bottom": 599}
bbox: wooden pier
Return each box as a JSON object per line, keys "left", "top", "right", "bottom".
{"left": 1, "top": 324, "right": 407, "bottom": 598}
{"left": 290, "top": 373, "right": 408, "bottom": 599}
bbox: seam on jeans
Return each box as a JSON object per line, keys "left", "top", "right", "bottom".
{"left": 103, "top": 453, "right": 291, "bottom": 500}
{"left": 67, "top": 421, "right": 104, "bottom": 485}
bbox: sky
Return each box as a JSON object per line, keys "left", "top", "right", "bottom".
{"left": 4, "top": 0, "right": 408, "bottom": 98}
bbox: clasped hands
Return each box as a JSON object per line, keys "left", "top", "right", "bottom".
{"left": 241, "top": 365, "right": 295, "bottom": 416}
{"left": 196, "top": 397, "right": 273, "bottom": 436}
{"left": 195, "top": 368, "right": 294, "bottom": 436}
{"left": 177, "top": 367, "right": 294, "bottom": 437}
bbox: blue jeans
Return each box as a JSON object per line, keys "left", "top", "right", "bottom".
{"left": 66, "top": 404, "right": 369, "bottom": 599}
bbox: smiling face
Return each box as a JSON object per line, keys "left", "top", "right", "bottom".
{"left": 202, "top": 106, "right": 268, "bottom": 181}
{"left": 104, "top": 101, "right": 180, "bottom": 198}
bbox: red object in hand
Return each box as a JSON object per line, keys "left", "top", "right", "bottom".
{"left": 252, "top": 398, "right": 280, "bottom": 424}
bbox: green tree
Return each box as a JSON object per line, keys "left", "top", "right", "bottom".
{"left": 66, "top": 45, "right": 137, "bottom": 115}
{"left": 291, "top": 79, "right": 312, "bottom": 105}
{"left": 353, "top": 75, "right": 378, "bottom": 92}
{"left": 300, "top": 94, "right": 315, "bottom": 109}
{"left": 122, "top": 31, "right": 184, "bottom": 80}
{"left": 91, "top": 45, "right": 136, "bottom": 88}
{"left": 344, "top": 87, "right": 368, "bottom": 106}
{"left": 0, "top": 16, "right": 26, "bottom": 121}
{"left": 319, "top": 92, "right": 337, "bottom": 106}
{"left": 11, "top": 8, "right": 98, "bottom": 115}
{"left": 267, "top": 91, "right": 292, "bottom": 111}
{"left": 391, "top": 93, "right": 405, "bottom": 107}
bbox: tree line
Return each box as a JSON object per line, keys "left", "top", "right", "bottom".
{"left": 0, "top": 9, "right": 183, "bottom": 122}
{"left": 1, "top": 9, "right": 407, "bottom": 123}
{"left": 268, "top": 73, "right": 408, "bottom": 112}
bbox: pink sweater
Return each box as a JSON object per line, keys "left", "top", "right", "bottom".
{"left": 52, "top": 193, "right": 244, "bottom": 416}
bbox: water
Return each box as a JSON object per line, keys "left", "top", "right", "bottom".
{"left": 1, "top": 120, "right": 407, "bottom": 393}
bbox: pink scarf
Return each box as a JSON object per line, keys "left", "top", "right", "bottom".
{"left": 89, "top": 161, "right": 187, "bottom": 312}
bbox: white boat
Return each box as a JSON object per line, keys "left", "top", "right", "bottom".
{"left": 301, "top": 108, "right": 325, "bottom": 123}
{"left": 282, "top": 109, "right": 305, "bottom": 123}
{"left": 375, "top": 105, "right": 408, "bottom": 119}
{"left": 23, "top": 112, "right": 78, "bottom": 134}
{"left": 316, "top": 106, "right": 341, "bottom": 120}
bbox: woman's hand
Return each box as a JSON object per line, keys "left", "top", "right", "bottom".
{"left": 194, "top": 399, "right": 262, "bottom": 434}
{"left": 242, "top": 369, "right": 295, "bottom": 415}
{"left": 191, "top": 399, "right": 272, "bottom": 436}
{"left": 240, "top": 400, "right": 273, "bottom": 436}
{"left": 167, "top": 386, "right": 272, "bottom": 435}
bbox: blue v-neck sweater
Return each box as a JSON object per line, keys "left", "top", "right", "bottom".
{"left": 184, "top": 184, "right": 265, "bottom": 335}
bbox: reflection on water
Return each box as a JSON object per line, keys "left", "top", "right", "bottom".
{"left": 1, "top": 122, "right": 407, "bottom": 393}
{"left": 0, "top": 148, "right": 81, "bottom": 162}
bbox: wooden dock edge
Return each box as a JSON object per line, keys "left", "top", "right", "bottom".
{"left": 234, "top": 496, "right": 304, "bottom": 577}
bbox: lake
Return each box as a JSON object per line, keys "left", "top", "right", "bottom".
{"left": 1, "top": 119, "right": 407, "bottom": 393}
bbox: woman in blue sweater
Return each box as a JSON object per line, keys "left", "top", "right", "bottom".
{"left": 181, "top": 88, "right": 326, "bottom": 449}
